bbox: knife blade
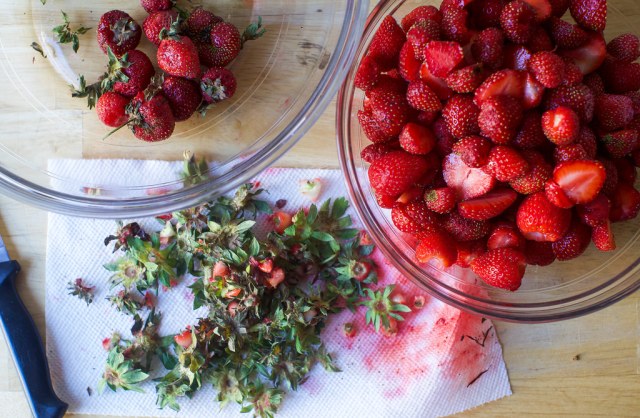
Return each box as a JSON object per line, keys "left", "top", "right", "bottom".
{"left": 0, "top": 231, "right": 68, "bottom": 418}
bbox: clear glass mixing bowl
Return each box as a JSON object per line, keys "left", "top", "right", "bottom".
{"left": 337, "top": 0, "right": 640, "bottom": 322}
{"left": 0, "top": 0, "right": 368, "bottom": 217}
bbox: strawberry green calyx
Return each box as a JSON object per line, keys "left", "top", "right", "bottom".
{"left": 241, "top": 16, "right": 266, "bottom": 46}
{"left": 101, "top": 47, "right": 132, "bottom": 93}
{"left": 110, "top": 17, "right": 140, "bottom": 47}
{"left": 52, "top": 10, "right": 92, "bottom": 53}
{"left": 71, "top": 74, "right": 104, "bottom": 109}
{"left": 180, "top": 151, "right": 209, "bottom": 186}
{"left": 158, "top": 15, "right": 184, "bottom": 41}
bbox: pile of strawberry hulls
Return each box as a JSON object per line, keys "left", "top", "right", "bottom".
{"left": 76, "top": 0, "right": 264, "bottom": 142}
{"left": 356, "top": 0, "right": 640, "bottom": 291}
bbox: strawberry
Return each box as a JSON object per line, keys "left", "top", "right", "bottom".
{"left": 560, "top": 32, "right": 606, "bottom": 75}
{"left": 415, "top": 229, "right": 458, "bottom": 268}
{"left": 562, "top": 58, "right": 584, "bottom": 86}
{"left": 446, "top": 65, "right": 488, "bottom": 94}
{"left": 443, "top": 153, "right": 496, "bottom": 200}
{"left": 369, "top": 15, "right": 406, "bottom": 71}
{"left": 185, "top": 8, "right": 223, "bottom": 43}
{"left": 204, "top": 22, "right": 243, "bottom": 68}
{"left": 616, "top": 157, "right": 638, "bottom": 185}
{"left": 575, "top": 126, "right": 598, "bottom": 158}
{"left": 443, "top": 211, "right": 491, "bottom": 241}
{"left": 375, "top": 193, "right": 397, "bottom": 209}
{"left": 527, "top": 26, "right": 554, "bottom": 52}
{"left": 441, "top": 7, "right": 471, "bottom": 44}
{"left": 360, "top": 141, "right": 401, "bottom": 163}
{"left": 355, "top": 55, "right": 381, "bottom": 91}
{"left": 500, "top": 0, "right": 536, "bottom": 44}
{"left": 591, "top": 220, "right": 616, "bottom": 251}
{"left": 452, "top": 135, "right": 492, "bottom": 167}
{"left": 521, "top": 0, "right": 552, "bottom": 21}
{"left": 399, "top": 123, "right": 437, "bottom": 155}
{"left": 583, "top": 72, "right": 606, "bottom": 96}
{"left": 625, "top": 92, "right": 640, "bottom": 116}
{"left": 485, "top": 145, "right": 530, "bottom": 182}
{"left": 553, "top": 159, "right": 606, "bottom": 204}
{"left": 542, "top": 106, "right": 580, "bottom": 146}
{"left": 468, "top": 0, "right": 507, "bottom": 29}
{"left": 548, "top": 17, "right": 588, "bottom": 49}
{"left": 471, "top": 28, "right": 505, "bottom": 69}
{"left": 545, "top": 84, "right": 595, "bottom": 122}
{"left": 392, "top": 201, "right": 440, "bottom": 233}
{"left": 554, "top": 143, "right": 588, "bottom": 164}
{"left": 609, "top": 183, "right": 640, "bottom": 222}
{"left": 96, "top": 91, "right": 129, "bottom": 127}
{"left": 600, "top": 158, "right": 619, "bottom": 197}
{"left": 406, "top": 80, "right": 442, "bottom": 112}
{"left": 174, "top": 328, "right": 193, "bottom": 349}
{"left": 419, "top": 62, "right": 454, "bottom": 100}
{"left": 424, "top": 187, "right": 457, "bottom": 213}
{"left": 487, "top": 221, "right": 526, "bottom": 251}
{"left": 601, "top": 130, "right": 639, "bottom": 159}
{"left": 458, "top": 188, "right": 519, "bottom": 220}
{"left": 127, "top": 91, "right": 176, "bottom": 142}
{"left": 595, "top": 95, "right": 634, "bottom": 132}
{"left": 513, "top": 111, "right": 548, "bottom": 149}
{"left": 599, "top": 61, "right": 640, "bottom": 94}
{"left": 577, "top": 193, "right": 610, "bottom": 226}
{"left": 442, "top": 95, "right": 480, "bottom": 138}
{"left": 552, "top": 219, "right": 591, "bottom": 261}
{"left": 516, "top": 192, "right": 572, "bottom": 241}
{"left": 545, "top": 178, "right": 574, "bottom": 208}
{"left": 523, "top": 72, "right": 545, "bottom": 110}
{"left": 569, "top": 0, "right": 607, "bottom": 32}
{"left": 407, "top": 20, "right": 441, "bottom": 60}
{"left": 434, "top": 117, "right": 457, "bottom": 157}
{"left": 503, "top": 44, "right": 532, "bottom": 70}
{"left": 474, "top": 69, "right": 525, "bottom": 105}
{"left": 200, "top": 67, "right": 237, "bottom": 104}
{"left": 478, "top": 95, "right": 524, "bottom": 144}
{"left": 417, "top": 111, "right": 439, "bottom": 125}
{"left": 369, "top": 88, "right": 413, "bottom": 137}
{"left": 266, "top": 267, "right": 286, "bottom": 288}
{"left": 607, "top": 34, "right": 640, "bottom": 63}
{"left": 212, "top": 261, "right": 231, "bottom": 280}
{"left": 97, "top": 10, "right": 141, "bottom": 57}
{"left": 272, "top": 212, "right": 292, "bottom": 234}
{"left": 368, "top": 151, "right": 429, "bottom": 197}
{"left": 398, "top": 42, "right": 422, "bottom": 82}
{"left": 401, "top": 5, "right": 442, "bottom": 32}
{"left": 143, "top": 11, "right": 177, "bottom": 47}
{"left": 424, "top": 41, "right": 464, "bottom": 78}
{"left": 455, "top": 239, "right": 487, "bottom": 268}
{"left": 161, "top": 76, "right": 201, "bottom": 121}
{"left": 140, "top": 0, "right": 172, "bottom": 13}
{"left": 525, "top": 240, "right": 556, "bottom": 265}
{"left": 158, "top": 30, "right": 200, "bottom": 79}
{"left": 100, "top": 49, "right": 155, "bottom": 98}
{"left": 397, "top": 187, "right": 427, "bottom": 204}
{"left": 528, "top": 51, "right": 565, "bottom": 88}
{"left": 471, "top": 247, "right": 526, "bottom": 290}
{"left": 357, "top": 110, "right": 393, "bottom": 144}
{"left": 510, "top": 150, "right": 552, "bottom": 194}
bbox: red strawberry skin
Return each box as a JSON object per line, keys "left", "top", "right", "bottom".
{"left": 525, "top": 240, "right": 557, "bottom": 266}
{"left": 368, "top": 151, "right": 429, "bottom": 198}
{"left": 130, "top": 93, "right": 176, "bottom": 142}
{"left": 143, "top": 10, "right": 177, "bottom": 47}
{"left": 205, "top": 22, "right": 243, "bottom": 67}
{"left": 541, "top": 106, "right": 580, "bottom": 146}
{"left": 369, "top": 88, "right": 413, "bottom": 138}
{"left": 458, "top": 188, "right": 518, "bottom": 220}
{"left": 162, "top": 76, "right": 202, "bottom": 121}
{"left": 186, "top": 8, "right": 223, "bottom": 43}
{"left": 96, "top": 92, "right": 129, "bottom": 127}
{"left": 443, "top": 211, "right": 491, "bottom": 242}
{"left": 545, "top": 84, "right": 595, "bottom": 123}
{"left": 594, "top": 94, "right": 634, "bottom": 132}
{"left": 369, "top": 15, "right": 406, "bottom": 70}
{"left": 442, "top": 95, "right": 481, "bottom": 139}
{"left": 97, "top": 10, "right": 142, "bottom": 57}
{"left": 551, "top": 220, "right": 591, "bottom": 261}
{"left": 399, "top": 123, "right": 437, "bottom": 155}
{"left": 607, "top": 34, "right": 640, "bottom": 63}
{"left": 452, "top": 135, "right": 492, "bottom": 168}
{"left": 415, "top": 229, "right": 458, "bottom": 268}
{"left": 485, "top": 146, "right": 530, "bottom": 182}
{"left": 516, "top": 192, "right": 572, "bottom": 242}
{"left": 500, "top": 0, "right": 536, "bottom": 45}
{"left": 510, "top": 150, "right": 552, "bottom": 194}
{"left": 140, "top": 0, "right": 171, "bottom": 13}
{"left": 478, "top": 95, "right": 523, "bottom": 144}
{"left": 569, "top": 0, "right": 607, "bottom": 32}
{"left": 158, "top": 35, "right": 201, "bottom": 79}
{"left": 471, "top": 27, "right": 505, "bottom": 69}
{"left": 113, "top": 50, "right": 155, "bottom": 98}
{"left": 360, "top": 141, "right": 401, "bottom": 164}
{"left": 471, "top": 247, "right": 526, "bottom": 291}
{"left": 609, "top": 183, "right": 640, "bottom": 222}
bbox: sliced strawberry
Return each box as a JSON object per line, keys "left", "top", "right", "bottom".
{"left": 443, "top": 211, "right": 491, "bottom": 241}
{"left": 452, "top": 135, "right": 492, "bottom": 168}
{"left": 607, "top": 34, "right": 640, "bottom": 64}
{"left": 510, "top": 150, "right": 552, "bottom": 194}
{"left": 541, "top": 106, "right": 580, "bottom": 146}
{"left": 560, "top": 32, "right": 606, "bottom": 75}
{"left": 415, "top": 229, "right": 458, "bottom": 268}
{"left": 478, "top": 95, "right": 523, "bottom": 144}
{"left": 487, "top": 221, "right": 527, "bottom": 251}
{"left": 516, "top": 192, "right": 572, "bottom": 242}
{"left": 474, "top": 69, "right": 525, "bottom": 106}
{"left": 553, "top": 160, "right": 606, "bottom": 204}
{"left": 552, "top": 219, "right": 591, "bottom": 261}
{"left": 399, "top": 123, "right": 437, "bottom": 155}
{"left": 569, "top": 0, "right": 607, "bottom": 32}
{"left": 446, "top": 65, "right": 488, "bottom": 94}
{"left": 545, "top": 179, "right": 574, "bottom": 208}
{"left": 459, "top": 188, "right": 518, "bottom": 221}
{"left": 521, "top": 0, "right": 552, "bottom": 21}
{"left": 609, "top": 183, "right": 640, "bottom": 222}
{"left": 401, "top": 5, "right": 442, "bottom": 32}
{"left": 406, "top": 80, "right": 442, "bottom": 112}
{"left": 592, "top": 220, "right": 616, "bottom": 251}
{"left": 524, "top": 240, "right": 557, "bottom": 266}
{"left": 455, "top": 239, "right": 487, "bottom": 268}
{"left": 407, "top": 20, "right": 442, "bottom": 60}
{"left": 369, "top": 15, "right": 406, "bottom": 70}
{"left": 577, "top": 193, "right": 611, "bottom": 227}
{"left": 443, "top": 153, "right": 497, "bottom": 200}
{"left": 419, "top": 62, "right": 453, "bottom": 100}
{"left": 368, "top": 151, "right": 429, "bottom": 197}
{"left": 424, "top": 187, "right": 458, "bottom": 214}
{"left": 442, "top": 95, "right": 480, "bottom": 138}
{"left": 398, "top": 42, "right": 422, "bottom": 82}
{"left": 545, "top": 84, "right": 595, "bottom": 123}
{"left": 471, "top": 27, "right": 505, "bottom": 69}
{"left": 471, "top": 247, "right": 526, "bottom": 291}
{"left": 548, "top": 17, "right": 588, "bottom": 49}
{"left": 360, "top": 141, "right": 401, "bottom": 163}
{"left": 485, "top": 145, "right": 530, "bottom": 182}
{"left": 523, "top": 71, "right": 546, "bottom": 110}
{"left": 424, "top": 41, "right": 464, "bottom": 78}
{"left": 503, "top": 44, "right": 532, "bottom": 71}
{"left": 601, "top": 130, "right": 639, "bottom": 159}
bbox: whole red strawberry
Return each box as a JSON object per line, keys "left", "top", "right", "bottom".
{"left": 516, "top": 192, "right": 572, "bottom": 242}
{"left": 186, "top": 7, "right": 223, "bottom": 43}
{"left": 140, "top": 0, "right": 172, "bottom": 13}
{"left": 548, "top": 17, "right": 588, "bottom": 49}
{"left": 442, "top": 95, "right": 481, "bottom": 139}
{"left": 569, "top": 0, "right": 607, "bottom": 32}
{"left": 471, "top": 27, "right": 505, "bottom": 69}
{"left": 528, "top": 51, "right": 565, "bottom": 88}
{"left": 202, "top": 22, "right": 243, "bottom": 68}
{"left": 452, "top": 135, "right": 492, "bottom": 168}
{"left": 127, "top": 91, "right": 176, "bottom": 142}
{"left": 594, "top": 94, "right": 634, "bottom": 132}
{"left": 102, "top": 49, "right": 155, "bottom": 98}
{"left": 158, "top": 30, "right": 201, "bottom": 79}
{"left": 478, "top": 95, "right": 523, "bottom": 144}
{"left": 97, "top": 10, "right": 141, "bottom": 57}
{"left": 484, "top": 145, "right": 530, "bottom": 182}
{"left": 415, "top": 229, "right": 458, "bottom": 268}
{"left": 369, "top": 87, "right": 413, "bottom": 137}
{"left": 368, "top": 151, "right": 429, "bottom": 198}
{"left": 200, "top": 67, "right": 237, "bottom": 104}
{"left": 162, "top": 76, "right": 202, "bottom": 121}
{"left": 551, "top": 219, "right": 591, "bottom": 261}
{"left": 401, "top": 5, "right": 442, "bottom": 32}
{"left": 96, "top": 91, "right": 129, "bottom": 127}
{"left": 471, "top": 247, "right": 526, "bottom": 291}
{"left": 143, "top": 10, "right": 177, "bottom": 47}
{"left": 607, "top": 34, "right": 640, "bottom": 63}
{"left": 500, "top": 0, "right": 536, "bottom": 45}
{"left": 369, "top": 15, "right": 407, "bottom": 70}
{"left": 541, "top": 106, "right": 580, "bottom": 146}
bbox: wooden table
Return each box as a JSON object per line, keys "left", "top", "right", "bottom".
{"left": 0, "top": 103, "right": 638, "bottom": 417}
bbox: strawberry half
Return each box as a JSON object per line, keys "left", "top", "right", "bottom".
{"left": 368, "top": 151, "right": 429, "bottom": 198}
{"left": 474, "top": 69, "right": 525, "bottom": 105}
{"left": 415, "top": 229, "right": 458, "bottom": 268}
{"left": 458, "top": 188, "right": 518, "bottom": 221}
{"left": 420, "top": 62, "right": 454, "bottom": 100}
{"left": 443, "top": 153, "right": 496, "bottom": 200}
{"left": 401, "top": 5, "right": 442, "bottom": 32}
{"left": 470, "top": 247, "right": 526, "bottom": 291}
{"left": 592, "top": 220, "right": 616, "bottom": 251}
{"left": 424, "top": 41, "right": 464, "bottom": 78}
{"left": 553, "top": 160, "right": 606, "bottom": 204}
{"left": 487, "top": 222, "right": 527, "bottom": 251}
{"left": 541, "top": 106, "right": 580, "bottom": 146}
{"left": 517, "top": 192, "right": 572, "bottom": 242}
{"left": 560, "top": 32, "right": 606, "bottom": 75}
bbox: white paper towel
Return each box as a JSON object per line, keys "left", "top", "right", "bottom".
{"left": 46, "top": 159, "right": 512, "bottom": 418}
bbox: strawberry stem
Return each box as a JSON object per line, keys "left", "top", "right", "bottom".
{"left": 241, "top": 16, "right": 265, "bottom": 47}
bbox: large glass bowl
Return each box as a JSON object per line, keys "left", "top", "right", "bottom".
{"left": 0, "top": 0, "right": 368, "bottom": 217}
{"left": 337, "top": 0, "right": 640, "bottom": 322}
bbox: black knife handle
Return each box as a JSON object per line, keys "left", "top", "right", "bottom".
{"left": 0, "top": 260, "right": 68, "bottom": 418}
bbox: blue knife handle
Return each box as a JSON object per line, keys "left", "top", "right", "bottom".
{"left": 0, "top": 260, "right": 68, "bottom": 418}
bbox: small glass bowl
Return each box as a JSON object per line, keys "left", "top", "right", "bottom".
{"left": 0, "top": 0, "right": 368, "bottom": 218}
{"left": 337, "top": 0, "right": 640, "bottom": 322}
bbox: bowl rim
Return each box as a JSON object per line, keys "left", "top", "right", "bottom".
{"left": 335, "top": 0, "right": 640, "bottom": 323}
{"left": 0, "top": 1, "right": 370, "bottom": 219}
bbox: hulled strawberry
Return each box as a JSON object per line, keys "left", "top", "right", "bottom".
{"left": 560, "top": 32, "right": 606, "bottom": 75}
{"left": 368, "top": 151, "right": 429, "bottom": 198}
{"left": 592, "top": 220, "right": 616, "bottom": 251}
{"left": 548, "top": 17, "right": 587, "bottom": 49}
{"left": 510, "top": 150, "right": 552, "bottom": 194}
{"left": 541, "top": 106, "right": 580, "bottom": 146}
{"left": 551, "top": 219, "right": 591, "bottom": 261}
{"left": 569, "top": 0, "right": 607, "bottom": 32}
{"left": 143, "top": 10, "right": 177, "bottom": 47}
{"left": 516, "top": 192, "right": 571, "bottom": 241}
{"left": 474, "top": 69, "right": 525, "bottom": 105}
{"left": 406, "top": 80, "right": 442, "bottom": 112}
{"left": 97, "top": 10, "right": 141, "bottom": 57}
{"left": 126, "top": 90, "right": 176, "bottom": 142}
{"left": 446, "top": 65, "right": 489, "bottom": 94}
{"left": 200, "top": 67, "right": 237, "bottom": 104}
{"left": 355, "top": 55, "right": 382, "bottom": 91}
{"left": 601, "top": 130, "right": 639, "bottom": 159}
{"left": 369, "top": 87, "right": 413, "bottom": 137}
{"left": 500, "top": 0, "right": 536, "bottom": 44}
{"left": 442, "top": 95, "right": 480, "bottom": 138}
{"left": 96, "top": 91, "right": 129, "bottom": 127}
{"left": 471, "top": 247, "right": 526, "bottom": 291}
{"left": 525, "top": 240, "right": 557, "bottom": 265}
{"left": 609, "top": 183, "right": 640, "bottom": 222}
{"left": 158, "top": 27, "right": 201, "bottom": 79}
{"left": 544, "top": 84, "right": 594, "bottom": 122}
{"left": 369, "top": 15, "right": 406, "bottom": 71}
{"left": 415, "top": 229, "right": 458, "bottom": 268}
{"left": 162, "top": 76, "right": 202, "bottom": 121}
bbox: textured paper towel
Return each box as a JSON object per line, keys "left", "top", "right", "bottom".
{"left": 46, "top": 159, "right": 511, "bottom": 418}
